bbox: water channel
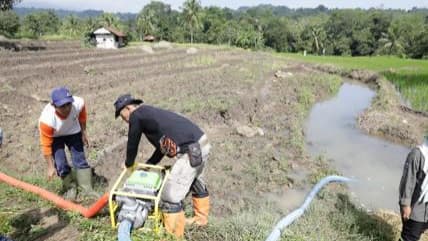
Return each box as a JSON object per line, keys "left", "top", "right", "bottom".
{"left": 305, "top": 82, "right": 410, "bottom": 212}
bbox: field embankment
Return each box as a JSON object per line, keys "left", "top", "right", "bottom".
{"left": 0, "top": 42, "right": 417, "bottom": 241}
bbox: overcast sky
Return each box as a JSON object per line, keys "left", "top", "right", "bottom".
{"left": 17, "top": 0, "right": 428, "bottom": 13}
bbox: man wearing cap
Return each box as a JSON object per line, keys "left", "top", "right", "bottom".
{"left": 399, "top": 134, "right": 428, "bottom": 241}
{"left": 39, "top": 87, "right": 98, "bottom": 200}
{"left": 114, "top": 94, "right": 211, "bottom": 238}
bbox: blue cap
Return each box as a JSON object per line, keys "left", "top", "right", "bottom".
{"left": 51, "top": 87, "right": 74, "bottom": 107}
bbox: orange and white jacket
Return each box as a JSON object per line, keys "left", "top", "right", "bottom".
{"left": 39, "top": 96, "right": 87, "bottom": 156}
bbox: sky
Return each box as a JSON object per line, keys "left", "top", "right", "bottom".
{"left": 17, "top": 0, "right": 428, "bottom": 13}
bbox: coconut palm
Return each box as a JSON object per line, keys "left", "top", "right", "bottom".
{"left": 182, "top": 0, "right": 202, "bottom": 43}
{"left": 378, "top": 24, "right": 404, "bottom": 56}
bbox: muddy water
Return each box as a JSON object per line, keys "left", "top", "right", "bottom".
{"left": 305, "top": 82, "right": 409, "bottom": 212}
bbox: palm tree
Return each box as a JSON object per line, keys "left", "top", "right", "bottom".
{"left": 137, "top": 8, "right": 156, "bottom": 40}
{"left": 62, "top": 15, "right": 80, "bottom": 37}
{"left": 378, "top": 24, "right": 404, "bottom": 56}
{"left": 182, "top": 0, "right": 202, "bottom": 43}
{"left": 98, "top": 13, "right": 120, "bottom": 28}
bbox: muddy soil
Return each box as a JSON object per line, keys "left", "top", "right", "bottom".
{"left": 1, "top": 41, "right": 425, "bottom": 240}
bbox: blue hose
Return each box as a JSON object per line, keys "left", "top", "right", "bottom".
{"left": 265, "top": 175, "right": 353, "bottom": 241}
{"left": 118, "top": 219, "right": 133, "bottom": 241}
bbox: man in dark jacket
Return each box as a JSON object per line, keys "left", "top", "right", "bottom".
{"left": 399, "top": 135, "right": 428, "bottom": 241}
{"left": 114, "top": 94, "right": 211, "bottom": 238}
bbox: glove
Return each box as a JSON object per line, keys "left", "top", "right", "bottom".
{"left": 125, "top": 162, "right": 138, "bottom": 172}
{"left": 160, "top": 135, "right": 177, "bottom": 158}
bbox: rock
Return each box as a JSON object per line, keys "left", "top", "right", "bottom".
{"left": 274, "top": 70, "right": 293, "bottom": 79}
{"left": 236, "top": 125, "right": 264, "bottom": 138}
{"left": 140, "top": 45, "right": 154, "bottom": 54}
{"left": 256, "top": 127, "right": 265, "bottom": 136}
{"left": 153, "top": 41, "right": 172, "bottom": 49}
{"left": 186, "top": 47, "right": 198, "bottom": 54}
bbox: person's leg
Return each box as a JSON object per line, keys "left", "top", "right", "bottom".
{"left": 52, "top": 136, "right": 76, "bottom": 199}
{"left": 65, "top": 132, "right": 98, "bottom": 198}
{"left": 400, "top": 219, "right": 427, "bottom": 241}
{"left": 161, "top": 154, "right": 199, "bottom": 238}
{"left": 187, "top": 135, "right": 211, "bottom": 226}
{"left": 65, "top": 132, "right": 90, "bottom": 170}
{"left": 187, "top": 177, "right": 210, "bottom": 226}
{"left": 52, "top": 136, "right": 71, "bottom": 177}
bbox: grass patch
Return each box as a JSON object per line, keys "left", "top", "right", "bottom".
{"left": 282, "top": 53, "right": 428, "bottom": 112}
{"left": 185, "top": 55, "right": 216, "bottom": 67}
{"left": 285, "top": 191, "right": 396, "bottom": 241}
{"left": 177, "top": 96, "right": 235, "bottom": 114}
{"left": 186, "top": 209, "right": 278, "bottom": 241}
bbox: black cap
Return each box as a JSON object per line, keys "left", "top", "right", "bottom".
{"left": 114, "top": 94, "right": 143, "bottom": 118}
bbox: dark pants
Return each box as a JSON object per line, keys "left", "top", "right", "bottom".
{"left": 52, "top": 132, "right": 89, "bottom": 177}
{"left": 401, "top": 219, "right": 428, "bottom": 241}
{"left": 0, "top": 235, "right": 14, "bottom": 241}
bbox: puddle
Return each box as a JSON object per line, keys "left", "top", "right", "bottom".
{"left": 305, "top": 82, "right": 410, "bottom": 212}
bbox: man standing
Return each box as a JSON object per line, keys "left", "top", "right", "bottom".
{"left": 39, "top": 87, "right": 98, "bottom": 200}
{"left": 114, "top": 94, "right": 211, "bottom": 238}
{"left": 399, "top": 135, "right": 428, "bottom": 241}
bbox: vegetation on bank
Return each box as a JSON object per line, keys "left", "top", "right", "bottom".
{"left": 283, "top": 53, "right": 428, "bottom": 112}
{"left": 1, "top": 2, "right": 428, "bottom": 58}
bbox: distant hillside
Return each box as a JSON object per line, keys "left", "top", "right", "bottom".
{"left": 13, "top": 7, "right": 137, "bottom": 20}
{"left": 237, "top": 4, "right": 331, "bottom": 17}
{"left": 237, "top": 4, "right": 428, "bottom": 17}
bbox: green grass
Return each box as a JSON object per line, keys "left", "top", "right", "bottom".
{"left": 282, "top": 53, "right": 428, "bottom": 112}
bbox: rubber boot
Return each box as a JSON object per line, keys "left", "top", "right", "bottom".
{"left": 186, "top": 196, "right": 210, "bottom": 226}
{"left": 163, "top": 211, "right": 185, "bottom": 238}
{"left": 61, "top": 174, "right": 77, "bottom": 201}
{"left": 76, "top": 168, "right": 100, "bottom": 199}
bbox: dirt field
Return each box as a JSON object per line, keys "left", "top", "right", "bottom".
{"left": 0, "top": 41, "right": 425, "bottom": 240}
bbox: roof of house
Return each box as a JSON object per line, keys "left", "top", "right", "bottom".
{"left": 93, "top": 27, "right": 126, "bottom": 37}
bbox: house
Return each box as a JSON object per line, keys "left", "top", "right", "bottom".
{"left": 92, "top": 27, "right": 126, "bottom": 49}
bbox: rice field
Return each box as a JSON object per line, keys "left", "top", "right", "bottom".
{"left": 282, "top": 53, "right": 428, "bottom": 112}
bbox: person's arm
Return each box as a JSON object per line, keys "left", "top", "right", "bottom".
{"left": 146, "top": 149, "right": 165, "bottom": 165}
{"left": 399, "top": 149, "right": 421, "bottom": 220}
{"left": 39, "top": 122, "right": 56, "bottom": 180}
{"left": 125, "top": 116, "right": 143, "bottom": 168}
{"left": 79, "top": 104, "right": 89, "bottom": 147}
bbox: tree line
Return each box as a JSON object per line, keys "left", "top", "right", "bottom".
{"left": 1, "top": 0, "right": 428, "bottom": 58}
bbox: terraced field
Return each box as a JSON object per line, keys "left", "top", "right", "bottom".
{"left": 1, "top": 41, "right": 414, "bottom": 241}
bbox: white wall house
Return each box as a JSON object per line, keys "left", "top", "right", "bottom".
{"left": 93, "top": 27, "right": 126, "bottom": 49}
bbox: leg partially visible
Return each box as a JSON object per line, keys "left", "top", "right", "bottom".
{"left": 400, "top": 219, "right": 427, "bottom": 241}
{"left": 161, "top": 201, "right": 185, "bottom": 238}
{"left": 52, "top": 136, "right": 76, "bottom": 200}
{"left": 66, "top": 132, "right": 98, "bottom": 198}
{"left": 187, "top": 178, "right": 210, "bottom": 226}
{"left": 161, "top": 155, "right": 198, "bottom": 238}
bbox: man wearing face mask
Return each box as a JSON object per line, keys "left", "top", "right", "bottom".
{"left": 39, "top": 87, "right": 98, "bottom": 200}
{"left": 399, "top": 134, "right": 428, "bottom": 241}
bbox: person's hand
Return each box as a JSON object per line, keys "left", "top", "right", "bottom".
{"left": 401, "top": 205, "right": 412, "bottom": 221}
{"left": 123, "top": 162, "right": 137, "bottom": 172}
{"left": 47, "top": 166, "right": 56, "bottom": 181}
{"left": 82, "top": 131, "right": 89, "bottom": 148}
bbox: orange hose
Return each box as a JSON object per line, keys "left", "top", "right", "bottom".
{"left": 0, "top": 172, "right": 108, "bottom": 218}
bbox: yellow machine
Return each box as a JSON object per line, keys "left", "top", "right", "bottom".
{"left": 109, "top": 163, "right": 170, "bottom": 234}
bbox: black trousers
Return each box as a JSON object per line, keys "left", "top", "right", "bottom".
{"left": 401, "top": 219, "right": 428, "bottom": 241}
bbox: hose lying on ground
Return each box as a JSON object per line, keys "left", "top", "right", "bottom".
{"left": 0, "top": 171, "right": 108, "bottom": 218}
{"left": 265, "top": 175, "right": 353, "bottom": 241}
{"left": 118, "top": 219, "right": 133, "bottom": 241}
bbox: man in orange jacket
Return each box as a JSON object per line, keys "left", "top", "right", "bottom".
{"left": 39, "top": 87, "right": 98, "bottom": 200}
{"left": 114, "top": 94, "right": 211, "bottom": 238}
